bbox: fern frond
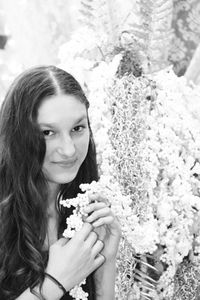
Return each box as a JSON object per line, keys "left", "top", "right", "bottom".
{"left": 134, "top": 269, "right": 157, "bottom": 284}
{"left": 134, "top": 256, "right": 158, "bottom": 273}
{"left": 79, "top": 0, "right": 121, "bottom": 56}
{"left": 116, "top": 237, "right": 158, "bottom": 299}
{"left": 124, "top": 0, "right": 173, "bottom": 72}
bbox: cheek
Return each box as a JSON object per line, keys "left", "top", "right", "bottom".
{"left": 42, "top": 140, "right": 55, "bottom": 163}
{"left": 77, "top": 133, "right": 90, "bottom": 158}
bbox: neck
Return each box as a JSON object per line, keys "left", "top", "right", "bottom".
{"left": 47, "top": 182, "right": 60, "bottom": 218}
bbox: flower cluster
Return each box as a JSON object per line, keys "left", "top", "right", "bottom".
{"left": 61, "top": 176, "right": 158, "bottom": 299}
{"left": 87, "top": 64, "right": 200, "bottom": 299}
{"left": 59, "top": 47, "right": 200, "bottom": 298}
{"left": 145, "top": 68, "right": 200, "bottom": 299}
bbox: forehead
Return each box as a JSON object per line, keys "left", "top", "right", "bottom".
{"left": 37, "top": 94, "right": 87, "bottom": 125}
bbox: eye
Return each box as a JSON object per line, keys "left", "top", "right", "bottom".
{"left": 42, "top": 130, "right": 54, "bottom": 137}
{"left": 72, "top": 125, "right": 85, "bottom": 133}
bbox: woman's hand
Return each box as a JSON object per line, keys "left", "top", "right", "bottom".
{"left": 45, "top": 222, "right": 105, "bottom": 292}
{"left": 84, "top": 193, "right": 121, "bottom": 261}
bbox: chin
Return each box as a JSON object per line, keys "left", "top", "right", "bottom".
{"left": 53, "top": 174, "right": 77, "bottom": 184}
{"left": 50, "top": 170, "right": 79, "bottom": 184}
{"left": 43, "top": 163, "right": 82, "bottom": 185}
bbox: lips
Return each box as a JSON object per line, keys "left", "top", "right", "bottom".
{"left": 53, "top": 159, "right": 77, "bottom": 167}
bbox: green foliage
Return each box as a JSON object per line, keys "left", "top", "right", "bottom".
{"left": 173, "top": 260, "right": 200, "bottom": 300}
{"left": 116, "top": 238, "right": 158, "bottom": 300}
{"left": 79, "top": 0, "right": 174, "bottom": 72}
{"left": 128, "top": 0, "right": 173, "bottom": 72}
{"left": 79, "top": 0, "right": 118, "bottom": 41}
{"left": 116, "top": 49, "right": 143, "bottom": 77}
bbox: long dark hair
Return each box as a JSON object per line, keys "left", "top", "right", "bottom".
{"left": 0, "top": 66, "right": 98, "bottom": 299}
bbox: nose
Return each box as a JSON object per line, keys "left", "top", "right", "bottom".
{"left": 57, "top": 134, "right": 76, "bottom": 157}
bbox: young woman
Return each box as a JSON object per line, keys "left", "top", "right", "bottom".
{"left": 0, "top": 66, "right": 121, "bottom": 300}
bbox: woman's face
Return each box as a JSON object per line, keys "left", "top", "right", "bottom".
{"left": 37, "top": 94, "right": 90, "bottom": 187}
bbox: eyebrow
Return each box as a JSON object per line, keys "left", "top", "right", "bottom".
{"left": 38, "top": 115, "right": 88, "bottom": 128}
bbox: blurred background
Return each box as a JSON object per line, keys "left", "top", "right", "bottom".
{"left": 0, "top": 0, "right": 199, "bottom": 101}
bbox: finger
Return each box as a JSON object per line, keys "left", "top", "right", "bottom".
{"left": 92, "top": 195, "right": 111, "bottom": 207}
{"left": 55, "top": 237, "right": 69, "bottom": 246}
{"left": 85, "top": 206, "right": 111, "bottom": 223}
{"left": 94, "top": 253, "right": 106, "bottom": 269}
{"left": 92, "top": 240, "right": 104, "bottom": 257}
{"left": 88, "top": 193, "right": 110, "bottom": 206}
{"left": 92, "top": 216, "right": 115, "bottom": 227}
{"left": 93, "top": 226, "right": 107, "bottom": 241}
{"left": 84, "top": 202, "right": 108, "bottom": 214}
{"left": 88, "top": 192, "right": 102, "bottom": 202}
{"left": 76, "top": 222, "right": 93, "bottom": 241}
{"left": 85, "top": 231, "right": 98, "bottom": 246}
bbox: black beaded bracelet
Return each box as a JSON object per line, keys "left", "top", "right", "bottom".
{"left": 44, "top": 272, "right": 67, "bottom": 295}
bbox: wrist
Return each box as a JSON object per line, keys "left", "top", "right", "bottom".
{"left": 94, "top": 258, "right": 116, "bottom": 300}
{"left": 94, "top": 258, "right": 116, "bottom": 280}
{"left": 41, "top": 275, "right": 65, "bottom": 300}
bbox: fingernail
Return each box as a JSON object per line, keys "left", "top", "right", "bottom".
{"left": 84, "top": 207, "right": 90, "bottom": 213}
{"left": 92, "top": 221, "right": 98, "bottom": 227}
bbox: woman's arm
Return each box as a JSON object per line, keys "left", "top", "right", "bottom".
{"left": 16, "top": 277, "right": 64, "bottom": 300}
{"left": 94, "top": 258, "right": 116, "bottom": 300}
{"left": 16, "top": 222, "right": 105, "bottom": 300}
